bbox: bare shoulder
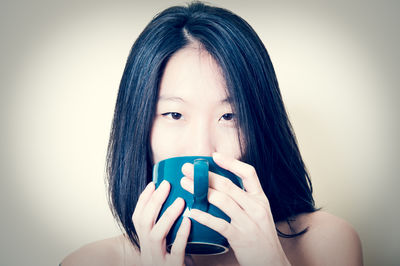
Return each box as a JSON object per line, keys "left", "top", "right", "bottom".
{"left": 60, "top": 234, "right": 140, "bottom": 266}
{"left": 278, "top": 211, "right": 363, "bottom": 266}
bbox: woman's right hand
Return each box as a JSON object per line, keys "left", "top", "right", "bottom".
{"left": 132, "top": 180, "right": 191, "bottom": 266}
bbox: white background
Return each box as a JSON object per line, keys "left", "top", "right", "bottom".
{"left": 1, "top": 0, "right": 399, "bottom": 265}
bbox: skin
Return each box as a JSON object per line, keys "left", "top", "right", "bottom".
{"left": 150, "top": 44, "right": 241, "bottom": 163}
{"left": 140, "top": 43, "right": 275, "bottom": 265}
{"left": 61, "top": 43, "right": 363, "bottom": 266}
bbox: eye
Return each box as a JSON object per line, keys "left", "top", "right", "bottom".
{"left": 162, "top": 112, "right": 183, "bottom": 120}
{"left": 220, "top": 113, "right": 235, "bottom": 121}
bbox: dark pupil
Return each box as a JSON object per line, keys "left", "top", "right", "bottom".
{"left": 223, "top": 113, "right": 233, "bottom": 120}
{"left": 171, "top": 112, "right": 182, "bottom": 120}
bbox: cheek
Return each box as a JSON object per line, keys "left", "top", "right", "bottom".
{"left": 216, "top": 128, "right": 242, "bottom": 159}
{"left": 150, "top": 118, "right": 243, "bottom": 162}
{"left": 150, "top": 119, "right": 183, "bottom": 164}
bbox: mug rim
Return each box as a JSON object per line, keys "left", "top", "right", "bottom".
{"left": 155, "top": 155, "right": 213, "bottom": 165}
{"left": 167, "top": 241, "right": 229, "bottom": 256}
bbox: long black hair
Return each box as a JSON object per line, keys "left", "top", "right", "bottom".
{"left": 106, "top": 1, "right": 317, "bottom": 249}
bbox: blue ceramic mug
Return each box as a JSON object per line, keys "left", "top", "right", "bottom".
{"left": 152, "top": 156, "right": 243, "bottom": 255}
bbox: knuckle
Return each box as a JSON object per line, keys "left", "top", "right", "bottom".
{"left": 152, "top": 193, "right": 165, "bottom": 206}
{"left": 222, "top": 178, "right": 235, "bottom": 192}
{"left": 216, "top": 193, "right": 234, "bottom": 211}
{"left": 261, "top": 196, "right": 271, "bottom": 209}
{"left": 137, "top": 186, "right": 152, "bottom": 202}
{"left": 253, "top": 210, "right": 267, "bottom": 222}
{"left": 137, "top": 217, "right": 149, "bottom": 229}
{"left": 251, "top": 204, "right": 268, "bottom": 220}
{"left": 211, "top": 191, "right": 229, "bottom": 206}
{"left": 149, "top": 229, "right": 162, "bottom": 243}
{"left": 132, "top": 214, "right": 138, "bottom": 226}
{"left": 137, "top": 191, "right": 146, "bottom": 201}
{"left": 218, "top": 220, "right": 230, "bottom": 235}
{"left": 161, "top": 208, "right": 174, "bottom": 221}
{"left": 147, "top": 197, "right": 165, "bottom": 213}
{"left": 224, "top": 206, "right": 236, "bottom": 216}
{"left": 134, "top": 211, "right": 152, "bottom": 229}
{"left": 132, "top": 211, "right": 142, "bottom": 227}
{"left": 246, "top": 165, "right": 257, "bottom": 178}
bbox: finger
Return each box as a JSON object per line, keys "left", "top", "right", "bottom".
{"left": 208, "top": 171, "right": 269, "bottom": 213}
{"left": 180, "top": 176, "right": 193, "bottom": 193}
{"left": 208, "top": 171, "right": 247, "bottom": 204}
{"left": 181, "top": 175, "right": 249, "bottom": 226}
{"left": 181, "top": 172, "right": 252, "bottom": 214}
{"left": 151, "top": 197, "right": 186, "bottom": 242}
{"left": 182, "top": 175, "right": 272, "bottom": 235}
{"left": 190, "top": 209, "right": 234, "bottom": 240}
{"left": 181, "top": 162, "right": 193, "bottom": 178}
{"left": 182, "top": 173, "right": 271, "bottom": 230}
{"left": 135, "top": 182, "right": 169, "bottom": 264}
{"left": 212, "top": 152, "right": 263, "bottom": 194}
{"left": 140, "top": 180, "right": 171, "bottom": 230}
{"left": 169, "top": 217, "right": 191, "bottom": 265}
{"left": 206, "top": 187, "right": 254, "bottom": 231}
{"left": 150, "top": 197, "right": 185, "bottom": 264}
{"left": 132, "top": 182, "right": 155, "bottom": 224}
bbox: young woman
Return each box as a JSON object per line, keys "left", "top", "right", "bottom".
{"left": 62, "top": 2, "right": 362, "bottom": 265}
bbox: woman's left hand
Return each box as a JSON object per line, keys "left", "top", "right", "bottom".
{"left": 180, "top": 152, "right": 291, "bottom": 266}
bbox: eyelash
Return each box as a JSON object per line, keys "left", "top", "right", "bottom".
{"left": 161, "top": 112, "right": 235, "bottom": 121}
{"left": 220, "top": 113, "right": 234, "bottom": 121}
{"left": 162, "top": 112, "right": 182, "bottom": 120}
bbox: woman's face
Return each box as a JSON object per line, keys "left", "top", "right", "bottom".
{"left": 150, "top": 45, "right": 242, "bottom": 164}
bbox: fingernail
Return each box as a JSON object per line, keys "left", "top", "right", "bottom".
{"left": 181, "top": 163, "right": 193, "bottom": 175}
{"left": 160, "top": 180, "right": 169, "bottom": 188}
{"left": 175, "top": 197, "right": 184, "bottom": 205}
{"left": 147, "top": 182, "right": 155, "bottom": 189}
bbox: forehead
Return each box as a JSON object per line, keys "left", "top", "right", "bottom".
{"left": 159, "top": 45, "right": 228, "bottom": 101}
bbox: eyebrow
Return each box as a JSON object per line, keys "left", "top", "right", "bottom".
{"left": 158, "top": 95, "right": 232, "bottom": 104}
{"left": 158, "top": 96, "right": 185, "bottom": 103}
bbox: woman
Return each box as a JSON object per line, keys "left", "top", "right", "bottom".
{"left": 62, "top": 2, "right": 362, "bottom": 265}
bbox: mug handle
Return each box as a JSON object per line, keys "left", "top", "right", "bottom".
{"left": 192, "top": 158, "right": 209, "bottom": 212}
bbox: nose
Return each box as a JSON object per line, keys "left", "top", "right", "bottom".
{"left": 184, "top": 119, "right": 215, "bottom": 156}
